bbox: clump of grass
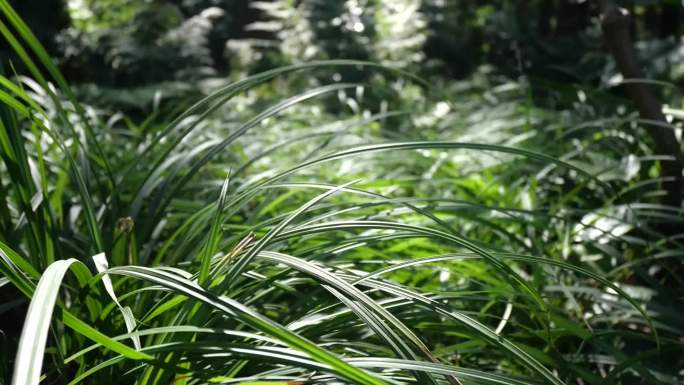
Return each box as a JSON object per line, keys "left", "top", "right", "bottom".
{"left": 1, "top": 1, "right": 683, "bottom": 385}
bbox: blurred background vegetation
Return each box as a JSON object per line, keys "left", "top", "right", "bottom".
{"left": 3, "top": 0, "right": 683, "bottom": 112}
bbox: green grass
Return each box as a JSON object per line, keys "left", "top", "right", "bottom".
{"left": 1, "top": 1, "right": 683, "bottom": 384}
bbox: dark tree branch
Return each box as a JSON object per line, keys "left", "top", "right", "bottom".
{"left": 601, "top": 3, "right": 683, "bottom": 208}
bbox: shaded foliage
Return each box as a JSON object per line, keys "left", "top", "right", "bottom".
{"left": 0, "top": 1, "right": 683, "bottom": 385}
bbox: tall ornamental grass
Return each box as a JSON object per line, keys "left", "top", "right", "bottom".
{"left": 1, "top": 1, "right": 682, "bottom": 384}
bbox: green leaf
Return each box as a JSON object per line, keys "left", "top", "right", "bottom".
{"left": 107, "top": 265, "right": 389, "bottom": 385}
{"left": 11, "top": 259, "right": 91, "bottom": 385}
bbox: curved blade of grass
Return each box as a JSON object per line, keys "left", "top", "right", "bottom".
{"left": 339, "top": 271, "right": 564, "bottom": 385}
{"left": 66, "top": 341, "right": 366, "bottom": 385}
{"left": 142, "top": 83, "right": 358, "bottom": 227}
{"left": 0, "top": 76, "right": 46, "bottom": 114}
{"left": 106, "top": 265, "right": 389, "bottom": 385}
{"left": 244, "top": 141, "right": 605, "bottom": 193}
{"left": 0, "top": 86, "right": 104, "bottom": 251}
{"left": 231, "top": 110, "right": 409, "bottom": 179}
{"left": 258, "top": 182, "right": 456, "bottom": 235}
{"left": 0, "top": 1, "right": 116, "bottom": 193}
{"left": 0, "top": 242, "right": 151, "bottom": 361}
{"left": 199, "top": 175, "right": 231, "bottom": 285}
{"left": 63, "top": 326, "right": 287, "bottom": 365}
{"left": 353, "top": 252, "right": 657, "bottom": 343}
{"left": 11, "top": 259, "right": 92, "bottom": 385}
{"left": 349, "top": 357, "right": 533, "bottom": 385}
{"left": 91, "top": 252, "right": 141, "bottom": 350}
{"left": 219, "top": 180, "right": 361, "bottom": 286}
{"left": 129, "top": 61, "right": 425, "bottom": 210}
{"left": 257, "top": 251, "right": 456, "bottom": 385}
{"left": 69, "top": 341, "right": 527, "bottom": 385}
{"left": 272, "top": 219, "right": 547, "bottom": 315}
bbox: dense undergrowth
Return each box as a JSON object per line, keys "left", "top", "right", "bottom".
{"left": 1, "top": 1, "right": 683, "bottom": 385}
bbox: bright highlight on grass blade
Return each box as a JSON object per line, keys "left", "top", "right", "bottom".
{"left": 11, "top": 259, "right": 91, "bottom": 385}
{"left": 92, "top": 252, "right": 141, "bottom": 350}
{"left": 106, "top": 265, "right": 390, "bottom": 385}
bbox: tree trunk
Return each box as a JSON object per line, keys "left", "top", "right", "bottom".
{"left": 601, "top": 4, "right": 683, "bottom": 209}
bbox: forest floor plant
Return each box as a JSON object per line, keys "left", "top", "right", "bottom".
{"left": 0, "top": 1, "right": 682, "bottom": 384}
